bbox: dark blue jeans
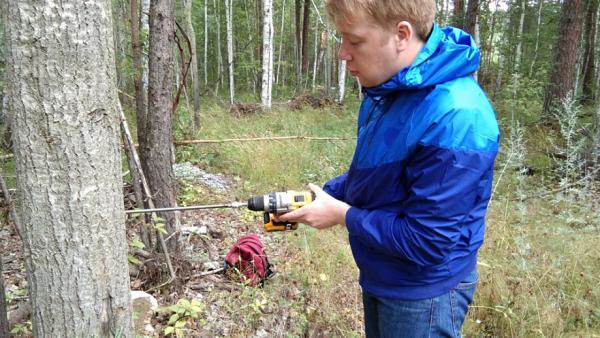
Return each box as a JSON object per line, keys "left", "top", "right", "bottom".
{"left": 362, "top": 270, "right": 478, "bottom": 338}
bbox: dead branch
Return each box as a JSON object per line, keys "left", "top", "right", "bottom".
{"left": 172, "top": 21, "right": 192, "bottom": 115}
{"left": 191, "top": 267, "right": 225, "bottom": 278}
{"left": 174, "top": 135, "right": 355, "bottom": 145}
{"left": 118, "top": 100, "right": 176, "bottom": 284}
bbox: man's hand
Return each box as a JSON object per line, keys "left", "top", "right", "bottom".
{"left": 277, "top": 183, "right": 350, "bottom": 229}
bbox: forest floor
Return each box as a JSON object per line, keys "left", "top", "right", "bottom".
{"left": 1, "top": 162, "right": 362, "bottom": 337}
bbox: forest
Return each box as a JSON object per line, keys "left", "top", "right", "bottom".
{"left": 1, "top": 0, "right": 600, "bottom": 337}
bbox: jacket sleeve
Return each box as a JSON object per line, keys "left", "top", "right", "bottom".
{"left": 322, "top": 172, "right": 348, "bottom": 201}
{"left": 344, "top": 144, "right": 496, "bottom": 267}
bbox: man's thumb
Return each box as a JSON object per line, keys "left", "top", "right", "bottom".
{"left": 308, "top": 183, "right": 324, "bottom": 196}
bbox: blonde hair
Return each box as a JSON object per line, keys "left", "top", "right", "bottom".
{"left": 325, "top": 0, "right": 436, "bottom": 41}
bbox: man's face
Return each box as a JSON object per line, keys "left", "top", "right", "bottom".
{"left": 335, "top": 12, "right": 405, "bottom": 88}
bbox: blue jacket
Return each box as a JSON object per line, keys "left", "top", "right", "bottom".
{"left": 323, "top": 25, "right": 499, "bottom": 300}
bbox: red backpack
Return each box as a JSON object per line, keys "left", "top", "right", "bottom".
{"left": 225, "top": 234, "right": 272, "bottom": 286}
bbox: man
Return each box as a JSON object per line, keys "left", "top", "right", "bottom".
{"left": 279, "top": 0, "right": 499, "bottom": 337}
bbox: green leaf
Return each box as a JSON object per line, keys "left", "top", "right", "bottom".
{"left": 129, "top": 238, "right": 146, "bottom": 249}
{"left": 174, "top": 320, "right": 186, "bottom": 328}
{"left": 163, "top": 326, "right": 175, "bottom": 335}
{"left": 128, "top": 254, "right": 141, "bottom": 265}
{"left": 178, "top": 299, "right": 191, "bottom": 308}
{"left": 168, "top": 313, "right": 180, "bottom": 325}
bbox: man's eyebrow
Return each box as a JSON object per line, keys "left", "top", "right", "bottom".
{"left": 341, "top": 32, "right": 362, "bottom": 39}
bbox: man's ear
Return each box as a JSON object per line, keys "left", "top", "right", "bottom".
{"left": 395, "top": 21, "right": 413, "bottom": 51}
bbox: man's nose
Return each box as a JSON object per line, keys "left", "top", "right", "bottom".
{"left": 338, "top": 45, "right": 352, "bottom": 61}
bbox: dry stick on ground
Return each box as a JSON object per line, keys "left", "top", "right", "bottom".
{"left": 174, "top": 135, "right": 355, "bottom": 145}
{"left": 118, "top": 101, "right": 177, "bottom": 286}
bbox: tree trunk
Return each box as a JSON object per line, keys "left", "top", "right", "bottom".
{"left": 337, "top": 46, "right": 347, "bottom": 103}
{"left": 225, "top": 0, "right": 235, "bottom": 105}
{"left": 512, "top": 0, "right": 526, "bottom": 98}
{"left": 0, "top": 257, "right": 8, "bottom": 337}
{"left": 464, "top": 0, "right": 479, "bottom": 40}
{"left": 453, "top": 0, "right": 464, "bottom": 28}
{"left": 301, "top": 0, "right": 311, "bottom": 76}
{"left": 582, "top": 0, "right": 598, "bottom": 104}
{"left": 129, "top": 0, "right": 151, "bottom": 248}
{"left": 183, "top": 0, "right": 201, "bottom": 128}
{"left": 256, "top": 0, "right": 264, "bottom": 95}
{"left": 140, "top": 0, "right": 150, "bottom": 142}
{"left": 276, "top": 0, "right": 286, "bottom": 85}
{"left": 144, "top": 0, "right": 180, "bottom": 251}
{"left": 543, "top": 0, "right": 584, "bottom": 114}
{"left": 215, "top": 0, "right": 224, "bottom": 91}
{"left": 2, "top": 1, "right": 133, "bottom": 336}
{"left": 261, "top": 0, "right": 274, "bottom": 110}
{"left": 529, "top": 0, "right": 544, "bottom": 77}
{"left": 295, "top": 0, "right": 302, "bottom": 89}
{"left": 311, "top": 22, "right": 320, "bottom": 90}
{"left": 204, "top": 0, "right": 209, "bottom": 88}
{"left": 324, "top": 25, "right": 332, "bottom": 96}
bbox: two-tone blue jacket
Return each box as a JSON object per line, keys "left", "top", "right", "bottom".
{"left": 323, "top": 24, "right": 500, "bottom": 300}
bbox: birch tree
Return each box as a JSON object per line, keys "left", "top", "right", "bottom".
{"left": 337, "top": 49, "right": 347, "bottom": 103}
{"left": 2, "top": 1, "right": 132, "bottom": 336}
{"left": 225, "top": 0, "right": 235, "bottom": 105}
{"left": 261, "top": 0, "right": 274, "bottom": 110}
{"left": 140, "top": 0, "right": 150, "bottom": 142}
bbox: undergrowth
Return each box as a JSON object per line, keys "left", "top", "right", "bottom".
{"left": 170, "top": 95, "right": 600, "bottom": 337}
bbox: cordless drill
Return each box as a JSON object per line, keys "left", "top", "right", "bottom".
{"left": 247, "top": 191, "right": 315, "bottom": 232}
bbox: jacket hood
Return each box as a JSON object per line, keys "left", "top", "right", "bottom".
{"left": 364, "top": 24, "right": 480, "bottom": 96}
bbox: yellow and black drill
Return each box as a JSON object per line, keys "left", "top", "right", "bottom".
{"left": 126, "top": 190, "right": 315, "bottom": 232}
{"left": 247, "top": 190, "right": 315, "bottom": 232}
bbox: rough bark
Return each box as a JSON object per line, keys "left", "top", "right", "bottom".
{"left": 2, "top": 1, "right": 133, "bottom": 336}
{"left": 183, "top": 0, "right": 201, "bottom": 128}
{"left": 464, "top": 0, "right": 479, "bottom": 39}
{"left": 131, "top": 0, "right": 147, "bottom": 149}
{"left": 144, "top": 0, "right": 179, "bottom": 251}
{"left": 261, "top": 0, "right": 274, "bottom": 110}
{"left": 543, "top": 0, "right": 584, "bottom": 114}
{"left": 453, "top": 0, "right": 464, "bottom": 28}
{"left": 120, "top": 7, "right": 149, "bottom": 246}
{"left": 582, "top": 0, "right": 599, "bottom": 104}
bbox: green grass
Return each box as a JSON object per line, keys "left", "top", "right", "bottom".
{"left": 174, "top": 97, "right": 358, "bottom": 196}
{"left": 173, "top": 95, "right": 600, "bottom": 337}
